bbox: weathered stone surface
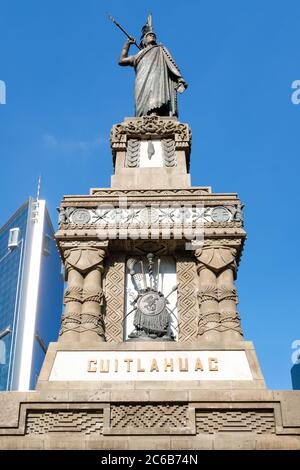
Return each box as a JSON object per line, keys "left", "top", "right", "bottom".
{"left": 273, "top": 391, "right": 300, "bottom": 427}
{"left": 35, "top": 340, "right": 266, "bottom": 392}
{"left": 213, "top": 434, "right": 256, "bottom": 450}
{"left": 1, "top": 117, "right": 298, "bottom": 450}
{"left": 255, "top": 435, "right": 300, "bottom": 450}
{"left": 0, "top": 388, "right": 299, "bottom": 449}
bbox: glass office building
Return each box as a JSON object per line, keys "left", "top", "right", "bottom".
{"left": 291, "top": 361, "right": 300, "bottom": 390}
{"left": 0, "top": 197, "right": 63, "bottom": 391}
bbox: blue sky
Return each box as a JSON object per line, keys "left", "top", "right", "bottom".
{"left": 0, "top": 0, "right": 299, "bottom": 389}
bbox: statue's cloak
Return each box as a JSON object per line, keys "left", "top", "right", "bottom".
{"left": 133, "top": 45, "right": 182, "bottom": 117}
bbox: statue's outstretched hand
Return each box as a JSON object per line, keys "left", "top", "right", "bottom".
{"left": 176, "top": 79, "right": 188, "bottom": 94}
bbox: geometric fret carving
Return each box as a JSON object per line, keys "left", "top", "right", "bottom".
{"left": 176, "top": 257, "right": 199, "bottom": 341}
{"left": 103, "top": 255, "right": 125, "bottom": 342}
{"left": 25, "top": 410, "right": 104, "bottom": 435}
{"left": 110, "top": 404, "right": 188, "bottom": 429}
{"left": 196, "top": 410, "right": 275, "bottom": 434}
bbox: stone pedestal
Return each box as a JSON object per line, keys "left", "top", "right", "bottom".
{"left": 110, "top": 116, "right": 191, "bottom": 189}
{"left": 1, "top": 116, "right": 300, "bottom": 449}
{"left": 0, "top": 340, "right": 300, "bottom": 449}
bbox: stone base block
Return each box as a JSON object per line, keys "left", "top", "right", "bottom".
{"left": 1, "top": 341, "right": 297, "bottom": 449}
{"left": 0, "top": 389, "right": 300, "bottom": 449}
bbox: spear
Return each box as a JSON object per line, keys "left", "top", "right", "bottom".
{"left": 107, "top": 14, "right": 141, "bottom": 50}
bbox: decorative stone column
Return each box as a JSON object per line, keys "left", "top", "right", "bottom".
{"left": 60, "top": 266, "right": 83, "bottom": 342}
{"left": 81, "top": 260, "right": 105, "bottom": 342}
{"left": 59, "top": 245, "right": 106, "bottom": 342}
{"left": 197, "top": 265, "right": 220, "bottom": 342}
{"left": 217, "top": 265, "right": 241, "bottom": 341}
{"left": 195, "top": 245, "right": 243, "bottom": 341}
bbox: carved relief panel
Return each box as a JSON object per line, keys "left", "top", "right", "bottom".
{"left": 124, "top": 255, "right": 178, "bottom": 341}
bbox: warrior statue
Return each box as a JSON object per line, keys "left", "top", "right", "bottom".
{"left": 118, "top": 15, "right": 188, "bottom": 117}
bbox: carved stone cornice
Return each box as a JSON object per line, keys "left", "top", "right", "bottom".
{"left": 111, "top": 116, "right": 191, "bottom": 148}
{"left": 57, "top": 204, "right": 243, "bottom": 227}
{"left": 58, "top": 222, "right": 243, "bottom": 231}
{"left": 58, "top": 240, "right": 108, "bottom": 249}
{"left": 202, "top": 238, "right": 244, "bottom": 247}
{"left": 89, "top": 187, "right": 213, "bottom": 199}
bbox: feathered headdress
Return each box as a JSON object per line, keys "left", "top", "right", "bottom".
{"left": 140, "top": 14, "right": 156, "bottom": 47}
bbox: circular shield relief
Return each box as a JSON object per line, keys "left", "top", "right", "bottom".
{"left": 71, "top": 209, "right": 91, "bottom": 224}
{"left": 137, "top": 291, "right": 166, "bottom": 316}
{"left": 211, "top": 206, "right": 231, "bottom": 223}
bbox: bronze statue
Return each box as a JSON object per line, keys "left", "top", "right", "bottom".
{"left": 126, "top": 255, "right": 176, "bottom": 342}
{"left": 112, "top": 14, "right": 188, "bottom": 117}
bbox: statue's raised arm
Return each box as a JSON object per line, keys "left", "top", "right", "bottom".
{"left": 117, "top": 15, "right": 188, "bottom": 117}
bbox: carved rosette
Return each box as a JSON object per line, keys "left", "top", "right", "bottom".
{"left": 59, "top": 246, "right": 107, "bottom": 341}
{"left": 195, "top": 244, "right": 243, "bottom": 339}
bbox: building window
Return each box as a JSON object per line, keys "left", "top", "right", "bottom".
{"left": 43, "top": 234, "right": 52, "bottom": 256}
{"left": 8, "top": 228, "right": 20, "bottom": 249}
{"left": 0, "top": 340, "right": 6, "bottom": 365}
{"left": 0, "top": 327, "right": 11, "bottom": 365}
